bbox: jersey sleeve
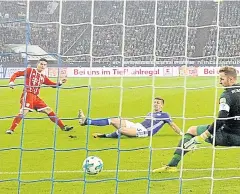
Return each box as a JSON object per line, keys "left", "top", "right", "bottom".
{"left": 163, "top": 113, "right": 172, "bottom": 124}
{"left": 208, "top": 92, "right": 230, "bottom": 134}
{"left": 218, "top": 92, "right": 231, "bottom": 113}
{"left": 9, "top": 68, "right": 31, "bottom": 82}
{"left": 43, "top": 76, "right": 58, "bottom": 86}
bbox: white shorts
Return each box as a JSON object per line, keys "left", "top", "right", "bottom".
{"left": 125, "top": 120, "right": 148, "bottom": 138}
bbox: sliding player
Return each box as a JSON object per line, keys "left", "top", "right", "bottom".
{"left": 6, "top": 58, "right": 73, "bottom": 134}
{"left": 78, "top": 97, "right": 183, "bottom": 138}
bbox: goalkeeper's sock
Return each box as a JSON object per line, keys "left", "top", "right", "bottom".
{"left": 48, "top": 111, "right": 65, "bottom": 129}
{"left": 105, "top": 130, "right": 119, "bottom": 138}
{"left": 199, "top": 131, "right": 211, "bottom": 141}
{"left": 86, "top": 118, "right": 110, "bottom": 126}
{"left": 10, "top": 114, "right": 23, "bottom": 130}
{"left": 168, "top": 133, "right": 194, "bottom": 167}
{"left": 168, "top": 154, "right": 181, "bottom": 167}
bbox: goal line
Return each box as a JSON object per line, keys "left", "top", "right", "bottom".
{"left": 1, "top": 167, "right": 240, "bottom": 175}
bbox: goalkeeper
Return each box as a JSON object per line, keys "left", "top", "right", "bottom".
{"left": 153, "top": 66, "right": 240, "bottom": 173}
{"left": 78, "top": 97, "right": 183, "bottom": 138}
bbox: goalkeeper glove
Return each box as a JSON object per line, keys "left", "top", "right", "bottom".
{"left": 183, "top": 136, "right": 204, "bottom": 150}
{"left": 193, "top": 136, "right": 206, "bottom": 144}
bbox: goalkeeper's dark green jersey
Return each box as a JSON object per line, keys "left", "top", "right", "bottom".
{"left": 209, "top": 84, "right": 240, "bottom": 135}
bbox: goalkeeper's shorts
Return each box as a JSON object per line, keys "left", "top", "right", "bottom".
{"left": 210, "top": 127, "right": 240, "bottom": 146}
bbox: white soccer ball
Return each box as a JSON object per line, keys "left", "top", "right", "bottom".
{"left": 82, "top": 156, "right": 103, "bottom": 175}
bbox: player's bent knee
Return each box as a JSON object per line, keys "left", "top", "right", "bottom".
{"left": 186, "top": 126, "right": 198, "bottom": 135}
{"left": 110, "top": 118, "right": 124, "bottom": 126}
{"left": 110, "top": 118, "right": 118, "bottom": 124}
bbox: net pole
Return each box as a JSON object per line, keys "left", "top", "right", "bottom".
{"left": 17, "top": 0, "right": 30, "bottom": 193}
{"left": 50, "top": 0, "right": 63, "bottom": 193}
{"left": 146, "top": 0, "right": 158, "bottom": 193}
{"left": 210, "top": 1, "right": 221, "bottom": 194}
{"left": 82, "top": 0, "right": 95, "bottom": 193}
{"left": 178, "top": 0, "right": 190, "bottom": 193}
{"left": 115, "top": 0, "right": 127, "bottom": 193}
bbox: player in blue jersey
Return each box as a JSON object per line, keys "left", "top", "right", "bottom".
{"left": 78, "top": 97, "right": 183, "bottom": 138}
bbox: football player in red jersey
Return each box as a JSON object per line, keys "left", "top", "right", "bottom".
{"left": 6, "top": 58, "right": 73, "bottom": 134}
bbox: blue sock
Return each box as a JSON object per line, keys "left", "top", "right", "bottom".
{"left": 87, "top": 118, "right": 110, "bottom": 126}
{"left": 106, "top": 131, "right": 119, "bottom": 138}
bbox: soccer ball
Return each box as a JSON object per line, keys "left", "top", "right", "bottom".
{"left": 82, "top": 156, "right": 103, "bottom": 175}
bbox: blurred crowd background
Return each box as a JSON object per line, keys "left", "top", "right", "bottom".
{"left": 0, "top": 1, "right": 240, "bottom": 67}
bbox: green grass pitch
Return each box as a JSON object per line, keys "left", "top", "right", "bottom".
{"left": 0, "top": 77, "right": 240, "bottom": 194}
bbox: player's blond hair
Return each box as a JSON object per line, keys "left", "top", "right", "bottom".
{"left": 219, "top": 66, "right": 237, "bottom": 78}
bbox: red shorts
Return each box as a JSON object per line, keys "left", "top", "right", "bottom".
{"left": 20, "top": 92, "right": 48, "bottom": 112}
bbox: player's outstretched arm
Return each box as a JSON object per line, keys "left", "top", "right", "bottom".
{"left": 168, "top": 122, "right": 183, "bottom": 136}
{"left": 9, "top": 69, "right": 28, "bottom": 89}
{"left": 44, "top": 77, "right": 67, "bottom": 87}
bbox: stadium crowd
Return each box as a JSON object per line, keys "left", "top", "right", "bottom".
{"left": 0, "top": 1, "right": 240, "bottom": 66}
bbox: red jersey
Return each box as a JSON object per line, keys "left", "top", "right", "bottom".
{"left": 9, "top": 68, "right": 58, "bottom": 95}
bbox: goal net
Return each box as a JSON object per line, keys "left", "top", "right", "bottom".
{"left": 0, "top": 0, "right": 240, "bottom": 194}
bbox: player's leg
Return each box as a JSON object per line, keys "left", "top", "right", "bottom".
{"left": 78, "top": 110, "right": 111, "bottom": 126}
{"left": 78, "top": 109, "right": 127, "bottom": 138}
{"left": 168, "top": 125, "right": 210, "bottom": 166}
{"left": 6, "top": 93, "right": 33, "bottom": 134}
{"left": 186, "top": 125, "right": 209, "bottom": 136}
{"left": 93, "top": 127, "right": 136, "bottom": 138}
{"left": 78, "top": 109, "right": 127, "bottom": 128}
{"left": 153, "top": 125, "right": 209, "bottom": 173}
{"left": 187, "top": 125, "right": 238, "bottom": 147}
{"left": 35, "top": 97, "right": 73, "bottom": 131}
{"left": 93, "top": 122, "right": 148, "bottom": 138}
{"left": 6, "top": 109, "right": 30, "bottom": 134}
{"left": 78, "top": 110, "right": 147, "bottom": 138}
{"left": 183, "top": 125, "right": 211, "bottom": 148}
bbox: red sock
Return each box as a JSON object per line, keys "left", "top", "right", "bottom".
{"left": 48, "top": 111, "right": 65, "bottom": 129}
{"left": 10, "top": 114, "right": 23, "bottom": 130}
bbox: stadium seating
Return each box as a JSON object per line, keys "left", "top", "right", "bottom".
{"left": 0, "top": 1, "right": 240, "bottom": 67}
